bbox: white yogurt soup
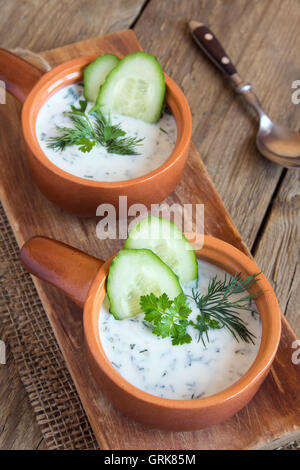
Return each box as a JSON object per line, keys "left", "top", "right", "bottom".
{"left": 36, "top": 83, "right": 177, "bottom": 182}
{"left": 99, "top": 259, "right": 262, "bottom": 400}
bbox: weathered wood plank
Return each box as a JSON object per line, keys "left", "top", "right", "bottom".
{"left": 134, "top": 0, "right": 300, "bottom": 249}
{"left": 254, "top": 169, "right": 300, "bottom": 335}
{"left": 0, "top": 0, "right": 147, "bottom": 451}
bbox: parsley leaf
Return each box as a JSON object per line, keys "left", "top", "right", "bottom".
{"left": 139, "top": 273, "right": 261, "bottom": 347}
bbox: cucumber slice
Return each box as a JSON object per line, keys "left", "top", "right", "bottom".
{"left": 84, "top": 54, "right": 120, "bottom": 102}
{"left": 96, "top": 51, "right": 166, "bottom": 123}
{"left": 106, "top": 248, "right": 182, "bottom": 319}
{"left": 125, "top": 216, "right": 198, "bottom": 286}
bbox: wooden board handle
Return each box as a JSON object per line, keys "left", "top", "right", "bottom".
{"left": 20, "top": 236, "right": 104, "bottom": 307}
{"left": 0, "top": 48, "right": 44, "bottom": 103}
{"left": 189, "top": 22, "right": 237, "bottom": 77}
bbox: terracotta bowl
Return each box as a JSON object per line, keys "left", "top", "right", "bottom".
{"left": 0, "top": 49, "right": 192, "bottom": 217}
{"left": 20, "top": 235, "right": 281, "bottom": 431}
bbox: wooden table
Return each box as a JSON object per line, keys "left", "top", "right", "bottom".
{"left": 0, "top": 0, "right": 299, "bottom": 450}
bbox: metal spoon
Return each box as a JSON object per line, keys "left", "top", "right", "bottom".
{"left": 189, "top": 21, "right": 300, "bottom": 168}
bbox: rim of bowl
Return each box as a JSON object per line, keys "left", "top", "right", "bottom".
{"left": 83, "top": 235, "right": 282, "bottom": 411}
{"left": 21, "top": 55, "right": 192, "bottom": 188}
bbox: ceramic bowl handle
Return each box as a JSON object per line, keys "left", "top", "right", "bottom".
{"left": 20, "top": 236, "right": 105, "bottom": 307}
{"left": 0, "top": 49, "right": 44, "bottom": 103}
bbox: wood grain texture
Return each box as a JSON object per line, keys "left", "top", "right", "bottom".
{"left": 0, "top": 0, "right": 146, "bottom": 451}
{"left": 134, "top": 0, "right": 300, "bottom": 249}
{"left": 254, "top": 169, "right": 300, "bottom": 335}
{"left": 0, "top": 29, "right": 299, "bottom": 450}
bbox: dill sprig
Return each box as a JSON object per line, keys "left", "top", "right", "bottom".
{"left": 140, "top": 273, "right": 262, "bottom": 347}
{"left": 189, "top": 273, "right": 262, "bottom": 346}
{"left": 47, "top": 100, "right": 143, "bottom": 155}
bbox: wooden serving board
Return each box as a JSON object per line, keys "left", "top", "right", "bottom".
{"left": 0, "top": 30, "right": 299, "bottom": 450}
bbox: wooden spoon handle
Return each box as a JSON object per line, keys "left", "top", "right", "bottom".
{"left": 0, "top": 48, "right": 44, "bottom": 103}
{"left": 20, "top": 236, "right": 104, "bottom": 307}
{"left": 189, "top": 22, "right": 237, "bottom": 77}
